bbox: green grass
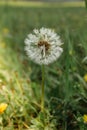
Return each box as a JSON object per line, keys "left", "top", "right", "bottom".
{"left": 0, "top": 2, "right": 87, "bottom": 130}
{"left": 0, "top": 1, "right": 85, "bottom": 7}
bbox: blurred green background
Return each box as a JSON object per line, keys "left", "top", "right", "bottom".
{"left": 0, "top": 0, "right": 87, "bottom": 130}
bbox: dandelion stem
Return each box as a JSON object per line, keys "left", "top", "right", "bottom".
{"left": 41, "top": 64, "right": 45, "bottom": 112}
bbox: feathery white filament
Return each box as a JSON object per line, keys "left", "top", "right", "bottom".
{"left": 25, "top": 27, "right": 63, "bottom": 65}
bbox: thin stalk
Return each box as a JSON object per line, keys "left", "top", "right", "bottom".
{"left": 41, "top": 64, "right": 45, "bottom": 112}
{"left": 64, "top": 119, "right": 67, "bottom": 130}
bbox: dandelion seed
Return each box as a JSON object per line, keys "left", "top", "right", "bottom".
{"left": 0, "top": 103, "right": 8, "bottom": 114}
{"left": 83, "top": 114, "right": 87, "bottom": 123}
{"left": 24, "top": 27, "right": 63, "bottom": 65}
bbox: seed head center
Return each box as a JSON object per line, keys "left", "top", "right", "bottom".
{"left": 38, "top": 40, "right": 50, "bottom": 51}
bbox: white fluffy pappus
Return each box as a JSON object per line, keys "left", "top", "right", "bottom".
{"left": 24, "top": 27, "right": 63, "bottom": 65}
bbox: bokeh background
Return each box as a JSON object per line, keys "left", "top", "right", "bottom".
{"left": 0, "top": 0, "right": 87, "bottom": 130}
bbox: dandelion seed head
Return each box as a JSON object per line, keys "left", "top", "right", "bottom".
{"left": 24, "top": 27, "right": 63, "bottom": 65}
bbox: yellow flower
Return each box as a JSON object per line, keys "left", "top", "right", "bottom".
{"left": 2, "top": 28, "right": 9, "bottom": 34}
{"left": 0, "top": 103, "right": 8, "bottom": 114}
{"left": 83, "top": 74, "right": 87, "bottom": 82}
{"left": 83, "top": 114, "right": 87, "bottom": 123}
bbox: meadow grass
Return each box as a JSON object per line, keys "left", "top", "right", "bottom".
{"left": 0, "top": 2, "right": 87, "bottom": 130}
{"left": 0, "top": 1, "right": 85, "bottom": 8}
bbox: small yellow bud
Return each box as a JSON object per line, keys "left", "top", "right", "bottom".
{"left": 83, "top": 114, "right": 87, "bottom": 123}
{"left": 83, "top": 74, "right": 87, "bottom": 82}
{"left": 0, "top": 103, "right": 8, "bottom": 114}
